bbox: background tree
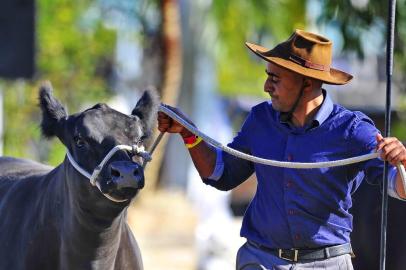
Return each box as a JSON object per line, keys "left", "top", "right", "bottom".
{"left": 318, "top": 0, "right": 406, "bottom": 90}
{"left": 208, "top": 0, "right": 306, "bottom": 97}
{"left": 3, "top": 0, "right": 116, "bottom": 164}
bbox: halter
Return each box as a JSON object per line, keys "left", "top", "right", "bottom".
{"left": 66, "top": 144, "right": 152, "bottom": 203}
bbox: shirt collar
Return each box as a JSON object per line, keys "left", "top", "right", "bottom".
{"left": 279, "top": 89, "right": 333, "bottom": 129}
{"left": 313, "top": 89, "right": 333, "bottom": 127}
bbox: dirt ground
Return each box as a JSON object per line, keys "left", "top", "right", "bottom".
{"left": 127, "top": 189, "right": 244, "bottom": 270}
{"left": 127, "top": 190, "right": 198, "bottom": 270}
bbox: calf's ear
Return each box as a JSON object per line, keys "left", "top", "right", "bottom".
{"left": 39, "top": 81, "right": 67, "bottom": 138}
{"left": 131, "top": 88, "right": 160, "bottom": 134}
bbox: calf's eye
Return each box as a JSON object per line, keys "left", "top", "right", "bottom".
{"left": 74, "top": 136, "right": 85, "bottom": 148}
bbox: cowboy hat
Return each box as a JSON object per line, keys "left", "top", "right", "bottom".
{"left": 246, "top": 29, "right": 353, "bottom": 85}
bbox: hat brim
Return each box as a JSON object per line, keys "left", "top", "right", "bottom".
{"left": 246, "top": 42, "right": 353, "bottom": 85}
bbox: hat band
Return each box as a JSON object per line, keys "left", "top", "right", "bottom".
{"left": 288, "top": 54, "right": 330, "bottom": 72}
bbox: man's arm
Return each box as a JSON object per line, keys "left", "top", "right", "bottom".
{"left": 376, "top": 133, "right": 406, "bottom": 199}
{"left": 395, "top": 166, "right": 406, "bottom": 199}
{"left": 187, "top": 141, "right": 217, "bottom": 178}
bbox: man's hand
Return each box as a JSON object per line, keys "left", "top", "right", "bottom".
{"left": 376, "top": 133, "right": 406, "bottom": 166}
{"left": 157, "top": 105, "right": 216, "bottom": 178}
{"left": 157, "top": 105, "right": 195, "bottom": 138}
{"left": 376, "top": 134, "right": 406, "bottom": 199}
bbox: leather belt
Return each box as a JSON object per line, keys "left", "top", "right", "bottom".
{"left": 247, "top": 241, "right": 353, "bottom": 262}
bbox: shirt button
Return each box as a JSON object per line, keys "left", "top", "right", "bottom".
{"left": 287, "top": 154, "right": 293, "bottom": 161}
{"left": 286, "top": 180, "right": 293, "bottom": 188}
{"left": 288, "top": 209, "right": 295, "bottom": 215}
{"left": 294, "top": 234, "right": 301, "bottom": 240}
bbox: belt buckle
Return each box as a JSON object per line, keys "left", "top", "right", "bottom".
{"left": 278, "top": 249, "right": 299, "bottom": 262}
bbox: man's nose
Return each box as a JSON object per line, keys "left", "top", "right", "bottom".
{"left": 264, "top": 80, "right": 273, "bottom": 93}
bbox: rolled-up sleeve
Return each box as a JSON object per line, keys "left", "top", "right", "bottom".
{"left": 206, "top": 147, "right": 224, "bottom": 181}
{"left": 202, "top": 149, "right": 254, "bottom": 191}
{"left": 388, "top": 167, "right": 406, "bottom": 201}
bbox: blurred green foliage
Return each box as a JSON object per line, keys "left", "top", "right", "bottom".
{"left": 393, "top": 122, "right": 406, "bottom": 141}
{"left": 318, "top": 0, "right": 386, "bottom": 57}
{"left": 209, "top": 0, "right": 306, "bottom": 97}
{"left": 394, "top": 97, "right": 406, "bottom": 140}
{"left": 2, "top": 0, "right": 116, "bottom": 165}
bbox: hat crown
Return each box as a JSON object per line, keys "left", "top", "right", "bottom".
{"left": 274, "top": 29, "right": 332, "bottom": 72}
{"left": 289, "top": 30, "right": 332, "bottom": 68}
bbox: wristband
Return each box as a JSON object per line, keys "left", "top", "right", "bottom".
{"left": 183, "top": 134, "right": 198, "bottom": 144}
{"left": 184, "top": 136, "right": 203, "bottom": 149}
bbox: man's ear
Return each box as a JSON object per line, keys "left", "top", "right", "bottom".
{"left": 39, "top": 81, "right": 67, "bottom": 138}
{"left": 131, "top": 88, "right": 160, "bottom": 135}
{"left": 304, "top": 78, "right": 323, "bottom": 93}
{"left": 303, "top": 78, "right": 312, "bottom": 89}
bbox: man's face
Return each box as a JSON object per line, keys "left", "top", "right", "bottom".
{"left": 264, "top": 62, "right": 303, "bottom": 112}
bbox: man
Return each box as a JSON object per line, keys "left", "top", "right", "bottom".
{"left": 158, "top": 29, "right": 406, "bottom": 269}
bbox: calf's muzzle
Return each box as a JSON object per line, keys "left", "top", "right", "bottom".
{"left": 109, "top": 161, "right": 145, "bottom": 190}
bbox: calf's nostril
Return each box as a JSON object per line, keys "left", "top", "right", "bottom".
{"left": 111, "top": 168, "right": 121, "bottom": 178}
{"left": 133, "top": 169, "right": 141, "bottom": 176}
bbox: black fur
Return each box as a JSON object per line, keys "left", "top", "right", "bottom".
{"left": 39, "top": 81, "right": 67, "bottom": 138}
{"left": 131, "top": 88, "right": 160, "bottom": 136}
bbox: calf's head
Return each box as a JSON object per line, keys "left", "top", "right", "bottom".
{"left": 39, "top": 81, "right": 159, "bottom": 203}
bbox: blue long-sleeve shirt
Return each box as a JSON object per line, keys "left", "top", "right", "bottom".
{"left": 203, "top": 91, "right": 400, "bottom": 249}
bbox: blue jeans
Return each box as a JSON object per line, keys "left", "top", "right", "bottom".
{"left": 236, "top": 242, "right": 354, "bottom": 270}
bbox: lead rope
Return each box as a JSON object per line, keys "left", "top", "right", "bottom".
{"left": 158, "top": 104, "right": 406, "bottom": 177}
{"left": 158, "top": 104, "right": 383, "bottom": 169}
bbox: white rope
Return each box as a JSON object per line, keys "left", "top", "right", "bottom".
{"left": 159, "top": 104, "right": 381, "bottom": 169}
{"left": 67, "top": 151, "right": 92, "bottom": 179}
{"left": 160, "top": 104, "right": 405, "bottom": 184}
